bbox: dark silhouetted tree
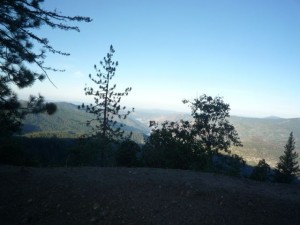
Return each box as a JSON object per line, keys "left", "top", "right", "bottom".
{"left": 0, "top": 0, "right": 91, "bottom": 136}
{"left": 0, "top": 95, "right": 56, "bottom": 137}
{"left": 250, "top": 159, "right": 271, "bottom": 181}
{"left": 79, "top": 45, "right": 134, "bottom": 140}
{"left": 143, "top": 120, "right": 198, "bottom": 169}
{"left": 183, "top": 95, "right": 243, "bottom": 157}
{"left": 143, "top": 95, "right": 243, "bottom": 170}
{"left": 274, "top": 132, "right": 299, "bottom": 183}
{"left": 116, "top": 140, "right": 141, "bottom": 167}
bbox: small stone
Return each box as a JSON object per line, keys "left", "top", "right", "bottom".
{"left": 100, "top": 209, "right": 109, "bottom": 218}
{"left": 93, "top": 203, "right": 100, "bottom": 210}
{"left": 90, "top": 217, "right": 98, "bottom": 222}
{"left": 248, "top": 201, "right": 254, "bottom": 207}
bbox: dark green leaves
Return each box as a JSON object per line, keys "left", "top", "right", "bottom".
{"left": 144, "top": 95, "right": 243, "bottom": 170}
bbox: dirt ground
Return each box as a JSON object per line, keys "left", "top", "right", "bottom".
{"left": 0, "top": 165, "right": 299, "bottom": 225}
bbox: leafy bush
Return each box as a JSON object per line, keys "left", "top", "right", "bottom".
{"left": 67, "top": 137, "right": 116, "bottom": 167}
{"left": 0, "top": 138, "right": 24, "bottom": 165}
{"left": 141, "top": 121, "right": 204, "bottom": 169}
{"left": 250, "top": 159, "right": 271, "bottom": 181}
{"left": 141, "top": 95, "right": 243, "bottom": 171}
{"left": 213, "top": 154, "right": 246, "bottom": 176}
{"left": 21, "top": 137, "right": 73, "bottom": 166}
{"left": 115, "top": 140, "right": 141, "bottom": 167}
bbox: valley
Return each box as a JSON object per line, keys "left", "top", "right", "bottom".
{"left": 22, "top": 102, "right": 300, "bottom": 167}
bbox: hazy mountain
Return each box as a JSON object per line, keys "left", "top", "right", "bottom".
{"left": 22, "top": 102, "right": 149, "bottom": 141}
{"left": 21, "top": 102, "right": 300, "bottom": 166}
{"left": 229, "top": 116, "right": 300, "bottom": 166}
{"left": 132, "top": 111, "right": 300, "bottom": 166}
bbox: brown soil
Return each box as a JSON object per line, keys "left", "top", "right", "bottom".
{"left": 0, "top": 165, "right": 299, "bottom": 225}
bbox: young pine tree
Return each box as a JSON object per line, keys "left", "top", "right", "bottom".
{"left": 275, "top": 132, "right": 299, "bottom": 183}
{"left": 80, "top": 45, "right": 134, "bottom": 140}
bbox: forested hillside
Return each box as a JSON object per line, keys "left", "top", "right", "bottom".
{"left": 22, "top": 102, "right": 300, "bottom": 166}
{"left": 230, "top": 116, "right": 300, "bottom": 166}
{"left": 22, "top": 102, "right": 148, "bottom": 142}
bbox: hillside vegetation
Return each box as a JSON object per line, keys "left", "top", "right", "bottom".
{"left": 22, "top": 102, "right": 147, "bottom": 143}
{"left": 21, "top": 102, "right": 300, "bottom": 167}
{"left": 230, "top": 116, "right": 300, "bottom": 166}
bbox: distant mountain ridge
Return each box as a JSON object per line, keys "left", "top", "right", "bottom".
{"left": 229, "top": 116, "right": 300, "bottom": 166}
{"left": 22, "top": 102, "right": 149, "bottom": 141}
{"left": 22, "top": 102, "right": 300, "bottom": 166}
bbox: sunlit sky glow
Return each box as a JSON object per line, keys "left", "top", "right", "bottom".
{"left": 15, "top": 0, "right": 300, "bottom": 118}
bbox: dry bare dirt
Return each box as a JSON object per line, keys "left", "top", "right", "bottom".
{"left": 0, "top": 165, "right": 300, "bottom": 225}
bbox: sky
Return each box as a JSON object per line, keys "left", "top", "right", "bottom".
{"left": 15, "top": 0, "right": 300, "bottom": 118}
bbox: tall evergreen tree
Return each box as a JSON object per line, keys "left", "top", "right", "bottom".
{"left": 275, "top": 132, "right": 299, "bottom": 183}
{"left": 0, "top": 0, "right": 91, "bottom": 136}
{"left": 80, "top": 45, "right": 134, "bottom": 140}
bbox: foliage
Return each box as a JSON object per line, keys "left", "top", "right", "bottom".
{"left": 21, "top": 102, "right": 148, "bottom": 141}
{"left": 229, "top": 116, "right": 300, "bottom": 166}
{"left": 183, "top": 95, "right": 243, "bottom": 155}
{"left": 0, "top": 137, "right": 24, "bottom": 165}
{"left": 250, "top": 159, "right": 271, "bottom": 181}
{"left": 0, "top": 0, "right": 91, "bottom": 136}
{"left": 143, "top": 95, "right": 243, "bottom": 171}
{"left": 142, "top": 120, "right": 208, "bottom": 169}
{"left": 22, "top": 136, "right": 74, "bottom": 166}
{"left": 115, "top": 139, "right": 141, "bottom": 167}
{"left": 274, "top": 132, "right": 299, "bottom": 183}
{"left": 213, "top": 153, "right": 245, "bottom": 176}
{"left": 79, "top": 45, "right": 134, "bottom": 141}
{"left": 1, "top": 136, "right": 141, "bottom": 168}
{"left": 0, "top": 96, "right": 57, "bottom": 137}
{"left": 0, "top": 136, "right": 75, "bottom": 166}
{"left": 67, "top": 137, "right": 117, "bottom": 167}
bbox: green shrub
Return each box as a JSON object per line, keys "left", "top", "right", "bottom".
{"left": 0, "top": 138, "right": 24, "bottom": 165}
{"left": 213, "top": 154, "right": 245, "bottom": 176}
{"left": 67, "top": 137, "right": 116, "bottom": 167}
{"left": 250, "top": 159, "right": 271, "bottom": 181}
{"left": 115, "top": 140, "right": 140, "bottom": 167}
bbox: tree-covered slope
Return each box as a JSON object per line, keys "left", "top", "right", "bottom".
{"left": 22, "top": 102, "right": 300, "bottom": 166}
{"left": 22, "top": 102, "right": 149, "bottom": 139}
{"left": 229, "top": 116, "right": 300, "bottom": 166}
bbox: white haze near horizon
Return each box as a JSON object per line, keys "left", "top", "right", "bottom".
{"left": 12, "top": 0, "right": 300, "bottom": 119}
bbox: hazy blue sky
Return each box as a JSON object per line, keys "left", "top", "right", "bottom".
{"left": 16, "top": 0, "right": 300, "bottom": 118}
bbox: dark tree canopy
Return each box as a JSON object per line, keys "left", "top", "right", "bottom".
{"left": 143, "top": 95, "right": 243, "bottom": 170}
{"left": 250, "top": 159, "right": 271, "bottom": 182}
{"left": 275, "top": 132, "right": 299, "bottom": 183}
{"left": 144, "top": 120, "right": 204, "bottom": 169}
{"left": 0, "top": 0, "right": 91, "bottom": 136}
{"left": 183, "top": 95, "right": 243, "bottom": 155}
{"left": 80, "top": 45, "right": 134, "bottom": 141}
